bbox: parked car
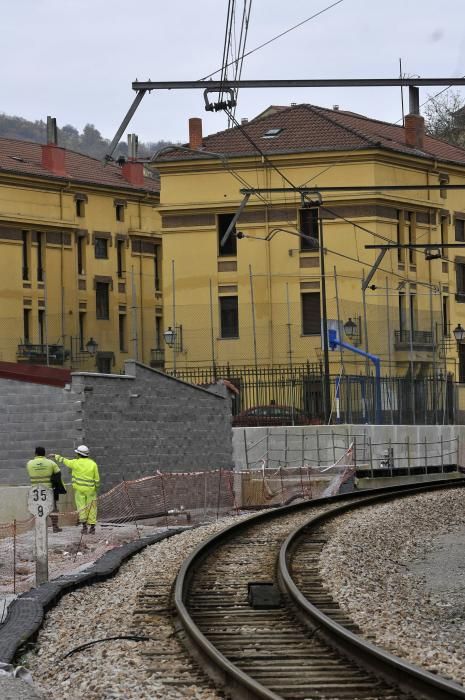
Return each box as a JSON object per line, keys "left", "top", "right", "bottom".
{"left": 232, "top": 405, "right": 313, "bottom": 427}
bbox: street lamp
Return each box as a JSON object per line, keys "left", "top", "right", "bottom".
{"left": 343, "top": 317, "right": 357, "bottom": 340}
{"left": 163, "top": 325, "right": 183, "bottom": 352}
{"left": 453, "top": 323, "right": 465, "bottom": 343}
{"left": 85, "top": 337, "right": 98, "bottom": 355}
{"left": 163, "top": 326, "right": 176, "bottom": 347}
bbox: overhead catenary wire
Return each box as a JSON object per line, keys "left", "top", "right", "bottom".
{"left": 200, "top": 0, "right": 345, "bottom": 81}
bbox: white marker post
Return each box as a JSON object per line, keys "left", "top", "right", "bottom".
{"left": 27, "top": 486, "right": 54, "bottom": 586}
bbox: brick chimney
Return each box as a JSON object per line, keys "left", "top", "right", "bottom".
{"left": 404, "top": 86, "right": 425, "bottom": 150}
{"left": 121, "top": 133, "right": 145, "bottom": 186}
{"left": 41, "top": 116, "right": 66, "bottom": 176}
{"left": 405, "top": 113, "right": 425, "bottom": 150}
{"left": 189, "top": 118, "right": 203, "bottom": 150}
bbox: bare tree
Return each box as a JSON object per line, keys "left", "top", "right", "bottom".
{"left": 424, "top": 90, "right": 465, "bottom": 146}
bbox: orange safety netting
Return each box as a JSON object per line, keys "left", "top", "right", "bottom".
{"left": 0, "top": 456, "right": 352, "bottom": 595}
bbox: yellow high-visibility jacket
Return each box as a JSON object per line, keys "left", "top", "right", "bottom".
{"left": 27, "top": 457, "right": 60, "bottom": 487}
{"left": 54, "top": 455, "right": 100, "bottom": 494}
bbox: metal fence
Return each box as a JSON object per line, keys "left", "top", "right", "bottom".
{"left": 171, "top": 364, "right": 455, "bottom": 425}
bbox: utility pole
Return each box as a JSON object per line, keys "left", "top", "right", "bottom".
{"left": 319, "top": 215, "right": 331, "bottom": 424}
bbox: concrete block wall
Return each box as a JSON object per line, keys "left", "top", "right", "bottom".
{"left": 0, "top": 377, "right": 78, "bottom": 485}
{"left": 73, "top": 361, "right": 233, "bottom": 489}
{"left": 233, "top": 424, "right": 465, "bottom": 471}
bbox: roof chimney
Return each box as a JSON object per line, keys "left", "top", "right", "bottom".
{"left": 333, "top": 105, "right": 339, "bottom": 111}
{"left": 189, "top": 117, "right": 203, "bottom": 150}
{"left": 41, "top": 116, "right": 66, "bottom": 176}
{"left": 241, "top": 118, "right": 249, "bottom": 125}
{"left": 121, "top": 133, "right": 144, "bottom": 186}
{"left": 405, "top": 87, "right": 424, "bottom": 149}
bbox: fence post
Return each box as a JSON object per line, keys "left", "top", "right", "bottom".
{"left": 243, "top": 430, "right": 250, "bottom": 470}
{"left": 331, "top": 430, "right": 336, "bottom": 464}
{"left": 440, "top": 435, "right": 444, "bottom": 472}
{"left": 457, "top": 435, "right": 460, "bottom": 469}
{"left": 424, "top": 436, "right": 428, "bottom": 471}
{"left": 279, "top": 466, "right": 285, "bottom": 505}
{"left": 159, "top": 472, "right": 168, "bottom": 528}
{"left": 301, "top": 430, "right": 305, "bottom": 468}
{"left": 13, "top": 519, "right": 16, "bottom": 595}
{"left": 266, "top": 428, "right": 270, "bottom": 468}
{"left": 216, "top": 468, "right": 223, "bottom": 520}
{"left": 388, "top": 438, "right": 393, "bottom": 476}
{"left": 284, "top": 430, "right": 288, "bottom": 467}
{"left": 316, "top": 431, "right": 321, "bottom": 465}
{"left": 204, "top": 470, "right": 208, "bottom": 521}
{"left": 369, "top": 436, "right": 374, "bottom": 477}
{"left": 406, "top": 436, "right": 411, "bottom": 474}
{"left": 123, "top": 478, "right": 141, "bottom": 539}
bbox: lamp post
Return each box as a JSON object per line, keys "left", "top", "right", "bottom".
{"left": 85, "top": 337, "right": 98, "bottom": 356}
{"left": 163, "top": 325, "right": 183, "bottom": 375}
{"left": 453, "top": 323, "right": 465, "bottom": 343}
{"left": 343, "top": 317, "right": 357, "bottom": 341}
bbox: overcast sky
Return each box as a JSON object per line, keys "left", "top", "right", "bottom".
{"left": 2, "top": 0, "right": 465, "bottom": 145}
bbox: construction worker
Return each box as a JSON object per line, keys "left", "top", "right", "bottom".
{"left": 52, "top": 445, "right": 100, "bottom": 535}
{"left": 26, "top": 446, "right": 63, "bottom": 533}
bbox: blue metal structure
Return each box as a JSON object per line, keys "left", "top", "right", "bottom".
{"left": 328, "top": 328, "right": 382, "bottom": 424}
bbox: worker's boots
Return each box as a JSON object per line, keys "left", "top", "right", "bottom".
{"left": 89, "top": 525, "right": 96, "bottom": 535}
{"left": 81, "top": 523, "right": 88, "bottom": 535}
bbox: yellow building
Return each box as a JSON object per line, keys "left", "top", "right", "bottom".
{"left": 0, "top": 124, "right": 162, "bottom": 373}
{"left": 154, "top": 105, "right": 465, "bottom": 421}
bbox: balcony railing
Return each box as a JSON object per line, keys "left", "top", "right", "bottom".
{"left": 394, "top": 329, "right": 435, "bottom": 349}
{"left": 17, "top": 344, "right": 68, "bottom": 366}
{"left": 150, "top": 348, "right": 165, "bottom": 369}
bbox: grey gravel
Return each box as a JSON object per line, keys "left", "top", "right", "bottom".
{"left": 319, "top": 487, "right": 465, "bottom": 686}
{"left": 22, "top": 515, "right": 254, "bottom": 700}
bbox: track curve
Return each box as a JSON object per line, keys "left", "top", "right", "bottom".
{"left": 175, "top": 479, "right": 465, "bottom": 700}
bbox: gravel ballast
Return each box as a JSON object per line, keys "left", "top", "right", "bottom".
{"left": 319, "top": 487, "right": 465, "bottom": 686}
{"left": 22, "top": 516, "right": 252, "bottom": 700}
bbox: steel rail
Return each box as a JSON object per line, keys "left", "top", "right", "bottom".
{"left": 174, "top": 477, "right": 465, "bottom": 700}
{"left": 279, "top": 483, "right": 465, "bottom": 700}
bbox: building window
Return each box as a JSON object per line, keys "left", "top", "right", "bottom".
{"left": 37, "top": 232, "right": 44, "bottom": 282}
{"left": 301, "top": 292, "right": 321, "bottom": 335}
{"left": 219, "top": 296, "right": 239, "bottom": 338}
{"left": 23, "top": 308, "right": 31, "bottom": 343}
{"left": 299, "top": 208, "right": 319, "bottom": 250}
{"left": 406, "top": 212, "right": 415, "bottom": 265}
{"left": 456, "top": 262, "right": 465, "bottom": 300}
{"left": 94, "top": 237, "right": 108, "bottom": 259}
{"left": 218, "top": 214, "right": 237, "bottom": 257}
{"left": 118, "top": 314, "right": 127, "bottom": 352}
{"left": 154, "top": 249, "right": 161, "bottom": 290}
{"left": 76, "top": 199, "right": 85, "bottom": 218}
{"left": 77, "top": 236, "right": 86, "bottom": 275}
{"left": 396, "top": 211, "right": 404, "bottom": 264}
{"left": 455, "top": 218, "right": 465, "bottom": 242}
{"left": 79, "top": 312, "right": 86, "bottom": 351}
{"left": 115, "top": 203, "right": 125, "bottom": 222}
{"left": 22, "top": 231, "right": 29, "bottom": 280}
{"left": 155, "top": 316, "right": 162, "bottom": 348}
{"left": 443, "top": 296, "right": 449, "bottom": 337}
{"left": 440, "top": 215, "right": 448, "bottom": 255}
{"left": 117, "top": 240, "right": 125, "bottom": 277}
{"left": 398, "top": 293, "right": 406, "bottom": 332}
{"left": 38, "top": 309, "right": 45, "bottom": 345}
{"left": 409, "top": 293, "right": 417, "bottom": 332}
{"left": 96, "top": 282, "right": 110, "bottom": 320}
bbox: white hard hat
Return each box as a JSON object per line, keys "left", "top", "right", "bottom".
{"left": 75, "top": 445, "right": 89, "bottom": 457}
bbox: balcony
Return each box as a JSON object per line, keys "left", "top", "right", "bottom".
{"left": 394, "top": 329, "right": 435, "bottom": 350}
{"left": 150, "top": 348, "right": 165, "bottom": 369}
{"left": 17, "top": 344, "right": 68, "bottom": 366}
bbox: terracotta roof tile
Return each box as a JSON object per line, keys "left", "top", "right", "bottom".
{"left": 0, "top": 138, "right": 159, "bottom": 193}
{"left": 158, "top": 103, "right": 465, "bottom": 167}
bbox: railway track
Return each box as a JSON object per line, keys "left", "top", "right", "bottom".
{"left": 174, "top": 479, "right": 465, "bottom": 700}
